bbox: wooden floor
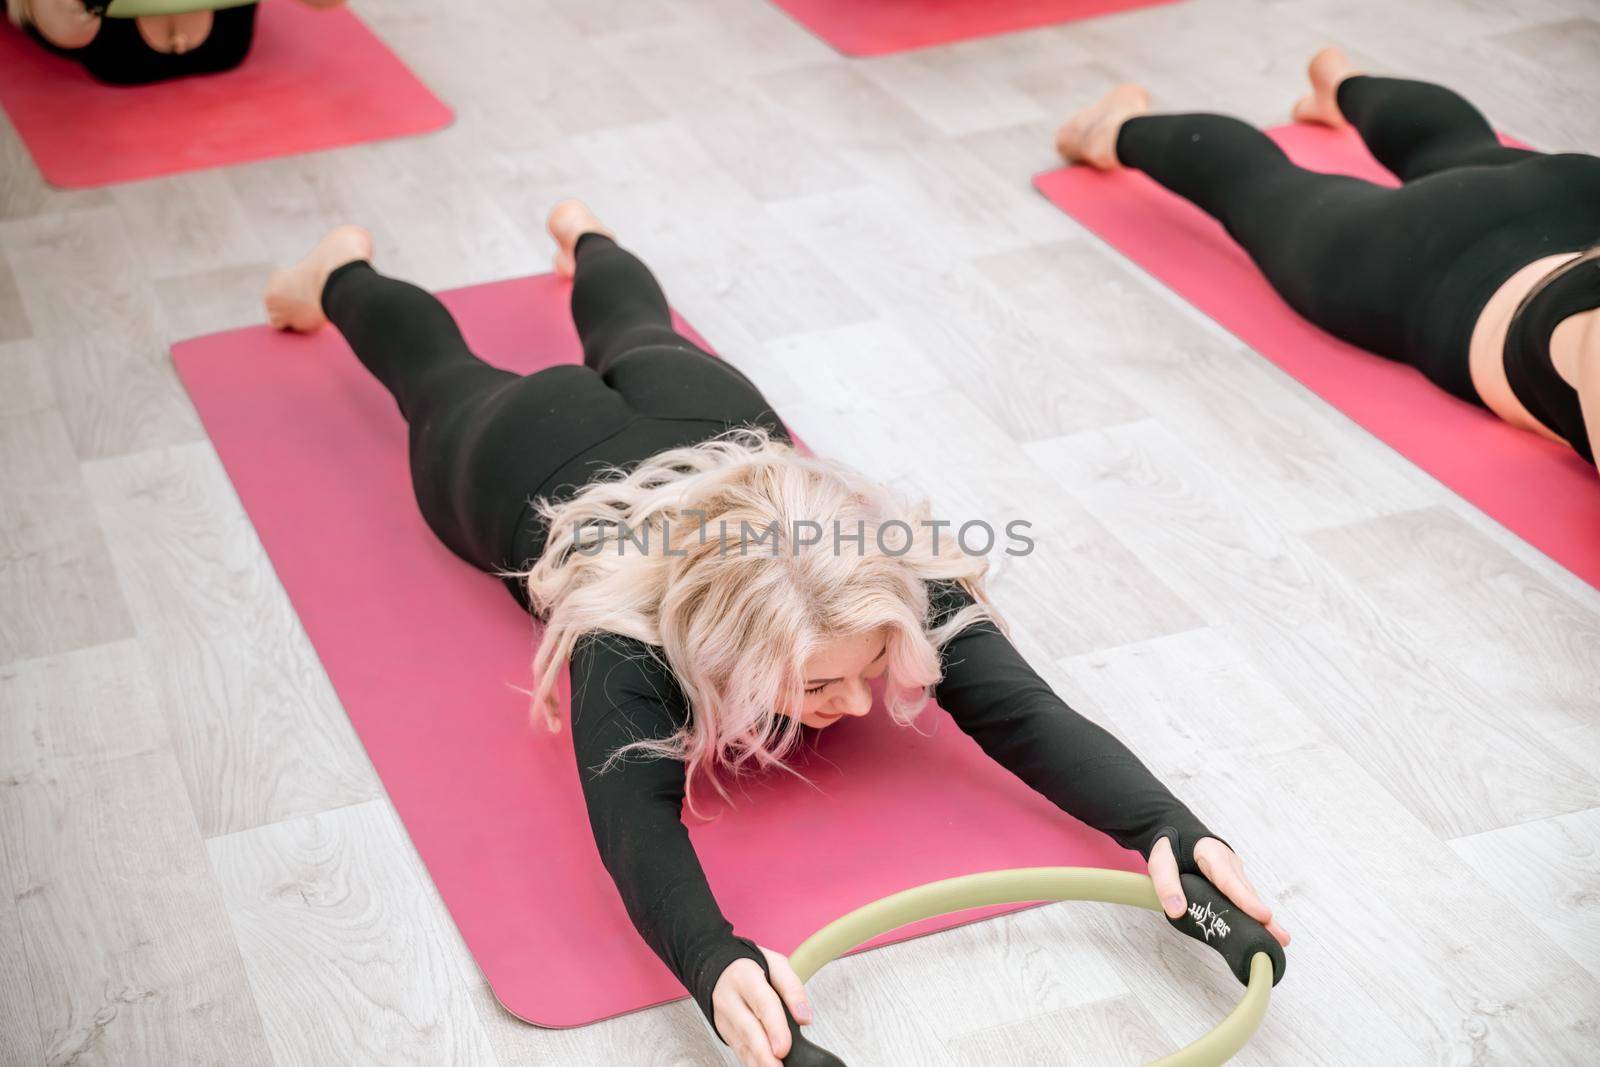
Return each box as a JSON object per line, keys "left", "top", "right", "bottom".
{"left": 4, "top": 0, "right": 1599, "bottom": 1064}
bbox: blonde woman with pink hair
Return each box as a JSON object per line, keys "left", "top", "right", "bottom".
{"left": 264, "top": 203, "right": 1290, "bottom": 1067}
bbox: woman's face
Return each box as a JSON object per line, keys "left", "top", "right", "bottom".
{"left": 794, "top": 628, "right": 891, "bottom": 729}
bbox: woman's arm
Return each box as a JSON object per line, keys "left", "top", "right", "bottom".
{"left": 927, "top": 581, "right": 1289, "bottom": 945}
{"left": 567, "top": 631, "right": 765, "bottom": 1023}
{"left": 570, "top": 632, "right": 823, "bottom": 1064}
{"left": 926, "top": 581, "right": 1216, "bottom": 867}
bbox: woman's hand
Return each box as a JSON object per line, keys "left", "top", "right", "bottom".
{"left": 1148, "top": 836, "right": 1291, "bottom": 947}
{"left": 712, "top": 946, "right": 812, "bottom": 1067}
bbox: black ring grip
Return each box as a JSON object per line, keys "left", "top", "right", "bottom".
{"left": 779, "top": 999, "right": 846, "bottom": 1067}
{"left": 1164, "top": 872, "right": 1286, "bottom": 986}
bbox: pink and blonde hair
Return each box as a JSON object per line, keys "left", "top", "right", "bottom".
{"left": 518, "top": 426, "right": 998, "bottom": 807}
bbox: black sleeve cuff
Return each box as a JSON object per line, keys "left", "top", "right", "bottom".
{"left": 691, "top": 936, "right": 768, "bottom": 1034}
{"left": 1149, "top": 821, "right": 1228, "bottom": 872}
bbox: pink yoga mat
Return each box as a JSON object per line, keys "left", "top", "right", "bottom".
{"left": 1035, "top": 123, "right": 1600, "bottom": 591}
{"left": 768, "top": 0, "right": 1182, "bottom": 57}
{"left": 0, "top": 0, "right": 451, "bottom": 189}
{"left": 172, "top": 272, "right": 1144, "bottom": 1026}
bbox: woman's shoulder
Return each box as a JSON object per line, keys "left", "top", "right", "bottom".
{"left": 570, "top": 629, "right": 685, "bottom": 715}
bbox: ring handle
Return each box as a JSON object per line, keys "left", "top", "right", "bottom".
{"left": 1164, "top": 872, "right": 1285, "bottom": 986}
{"left": 777, "top": 1001, "right": 846, "bottom": 1067}
{"left": 780, "top": 867, "right": 1282, "bottom": 1067}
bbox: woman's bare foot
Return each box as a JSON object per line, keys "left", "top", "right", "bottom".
{"left": 1291, "top": 46, "right": 1358, "bottom": 128}
{"left": 548, "top": 199, "right": 615, "bottom": 279}
{"left": 135, "top": 11, "right": 215, "bottom": 55}
{"left": 1055, "top": 83, "right": 1150, "bottom": 171}
{"left": 263, "top": 225, "right": 374, "bottom": 332}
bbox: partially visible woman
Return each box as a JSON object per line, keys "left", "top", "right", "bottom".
{"left": 5, "top": 0, "right": 344, "bottom": 85}
{"left": 1055, "top": 46, "right": 1600, "bottom": 468}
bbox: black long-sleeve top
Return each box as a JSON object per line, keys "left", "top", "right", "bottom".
{"left": 566, "top": 580, "right": 1216, "bottom": 1026}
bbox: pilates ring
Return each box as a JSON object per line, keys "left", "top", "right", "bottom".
{"left": 103, "top": 0, "right": 257, "bottom": 17}
{"left": 777, "top": 867, "right": 1285, "bottom": 1067}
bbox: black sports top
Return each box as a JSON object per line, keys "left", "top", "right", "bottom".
{"left": 1503, "top": 247, "right": 1600, "bottom": 465}
{"left": 19, "top": 2, "right": 258, "bottom": 85}
{"left": 563, "top": 580, "right": 1217, "bottom": 1026}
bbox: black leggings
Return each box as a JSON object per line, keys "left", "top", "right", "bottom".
{"left": 22, "top": 4, "right": 259, "bottom": 85}
{"left": 1116, "top": 76, "right": 1600, "bottom": 404}
{"left": 321, "top": 235, "right": 789, "bottom": 601}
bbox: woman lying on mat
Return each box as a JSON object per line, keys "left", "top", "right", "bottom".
{"left": 263, "top": 204, "right": 1290, "bottom": 1067}
{"left": 5, "top": 0, "right": 343, "bottom": 85}
{"left": 1056, "top": 46, "right": 1600, "bottom": 468}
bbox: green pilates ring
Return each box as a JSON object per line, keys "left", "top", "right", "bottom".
{"left": 104, "top": 0, "right": 257, "bottom": 17}
{"left": 783, "top": 867, "right": 1277, "bottom": 1067}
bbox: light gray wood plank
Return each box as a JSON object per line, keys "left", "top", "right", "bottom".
{"left": 83, "top": 443, "right": 378, "bottom": 838}
{"left": 771, "top": 186, "right": 1144, "bottom": 442}
{"left": 765, "top": 318, "right": 948, "bottom": 404}
{"left": 1450, "top": 808, "right": 1600, "bottom": 984}
{"left": 151, "top": 262, "right": 279, "bottom": 342}
{"left": 531, "top": 170, "right": 875, "bottom": 344}
{"left": 976, "top": 238, "right": 1441, "bottom": 532}
{"left": 601, "top": 9, "right": 836, "bottom": 134}
{"left": 0, "top": 383, "right": 135, "bottom": 665}
{"left": 1053, "top": 626, "right": 1600, "bottom": 1064}
{"left": 1026, "top": 420, "right": 1600, "bottom": 837}
{"left": 672, "top": 85, "right": 866, "bottom": 203}
{"left": 1068, "top": 0, "right": 1330, "bottom": 129}
{"left": 1305, "top": 506, "right": 1600, "bottom": 762}
{"left": 0, "top": 642, "right": 272, "bottom": 1067}
{"left": 945, "top": 993, "right": 1173, "bottom": 1066}
{"left": 0, "top": 830, "right": 45, "bottom": 1067}
{"left": 836, "top": 904, "right": 1134, "bottom": 1048}
{"left": 109, "top": 171, "right": 261, "bottom": 282}
{"left": 1491, "top": 15, "right": 1600, "bottom": 77}
{"left": 2, "top": 209, "right": 203, "bottom": 459}
{"left": 327, "top": 140, "right": 544, "bottom": 295}
{"left": 895, "top": 456, "right": 1204, "bottom": 660}
{"left": 223, "top": 149, "right": 412, "bottom": 278}
{"left": 0, "top": 339, "right": 54, "bottom": 416}
{"left": 1437, "top": 492, "right": 1600, "bottom": 609}
{"left": 543, "top": 0, "right": 681, "bottom": 39}
{"left": 773, "top": 386, "right": 1025, "bottom": 492}
{"left": 544, "top": 119, "right": 722, "bottom": 189}
{"left": 472, "top": 984, "right": 721, "bottom": 1066}
{"left": 858, "top": 50, "right": 1050, "bottom": 138}
{"left": 754, "top": 65, "right": 941, "bottom": 153}
{"left": 0, "top": 251, "right": 30, "bottom": 343}
{"left": 996, "top": 56, "right": 1133, "bottom": 133}
{"left": 953, "top": 52, "right": 1130, "bottom": 192}
{"left": 207, "top": 800, "right": 498, "bottom": 1067}
{"left": 863, "top": 138, "right": 1077, "bottom": 258}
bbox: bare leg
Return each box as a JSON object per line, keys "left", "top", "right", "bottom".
{"left": 1054, "top": 83, "right": 1151, "bottom": 170}
{"left": 263, "top": 225, "right": 375, "bottom": 332}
